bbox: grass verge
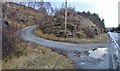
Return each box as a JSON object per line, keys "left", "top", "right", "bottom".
{"left": 34, "top": 28, "right": 109, "bottom": 43}
{"left": 2, "top": 41, "right": 74, "bottom": 69}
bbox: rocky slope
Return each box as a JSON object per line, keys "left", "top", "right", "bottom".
{"left": 2, "top": 2, "right": 74, "bottom": 69}
{"left": 2, "top": 2, "right": 106, "bottom": 39}
{"left": 2, "top": 2, "right": 48, "bottom": 59}
{"left": 42, "top": 8, "right": 102, "bottom": 38}
{"left": 2, "top": 2, "right": 41, "bottom": 28}
{"left": 79, "top": 11, "right": 106, "bottom": 33}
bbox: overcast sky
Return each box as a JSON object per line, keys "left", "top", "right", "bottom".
{"left": 3, "top": 0, "right": 120, "bottom": 27}
{"left": 47, "top": 0, "right": 119, "bottom": 27}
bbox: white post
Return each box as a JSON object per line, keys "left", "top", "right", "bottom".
{"left": 100, "top": 34, "right": 101, "bottom": 39}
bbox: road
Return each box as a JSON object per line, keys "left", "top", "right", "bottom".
{"left": 108, "top": 32, "right": 120, "bottom": 47}
{"left": 20, "top": 25, "right": 110, "bottom": 69}
{"left": 108, "top": 32, "right": 120, "bottom": 69}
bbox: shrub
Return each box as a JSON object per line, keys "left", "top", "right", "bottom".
{"left": 2, "top": 20, "right": 22, "bottom": 60}
{"left": 84, "top": 27, "right": 95, "bottom": 38}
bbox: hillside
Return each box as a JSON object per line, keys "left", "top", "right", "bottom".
{"left": 2, "top": 2, "right": 74, "bottom": 69}
{"left": 40, "top": 8, "right": 105, "bottom": 38}
{"left": 78, "top": 11, "right": 106, "bottom": 33}
{"left": 1, "top": 1, "right": 113, "bottom": 70}
{"left": 2, "top": 2, "right": 41, "bottom": 59}
{"left": 2, "top": 2, "right": 106, "bottom": 39}
{"left": 2, "top": 2, "right": 40, "bottom": 28}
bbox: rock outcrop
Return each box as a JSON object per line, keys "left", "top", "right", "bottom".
{"left": 42, "top": 8, "right": 100, "bottom": 38}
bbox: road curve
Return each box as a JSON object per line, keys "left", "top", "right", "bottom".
{"left": 21, "top": 25, "right": 108, "bottom": 51}
{"left": 20, "top": 25, "right": 110, "bottom": 69}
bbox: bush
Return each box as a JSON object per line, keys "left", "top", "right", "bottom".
{"left": 2, "top": 20, "right": 22, "bottom": 59}
{"left": 84, "top": 27, "right": 95, "bottom": 38}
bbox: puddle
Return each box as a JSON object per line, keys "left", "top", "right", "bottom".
{"left": 84, "top": 48, "right": 108, "bottom": 58}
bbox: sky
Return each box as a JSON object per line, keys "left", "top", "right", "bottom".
{"left": 47, "top": 0, "right": 119, "bottom": 27}
{"left": 3, "top": 0, "right": 120, "bottom": 27}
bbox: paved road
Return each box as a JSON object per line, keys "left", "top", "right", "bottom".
{"left": 20, "top": 25, "right": 110, "bottom": 69}
{"left": 108, "top": 32, "right": 120, "bottom": 69}
{"left": 108, "top": 32, "right": 120, "bottom": 47}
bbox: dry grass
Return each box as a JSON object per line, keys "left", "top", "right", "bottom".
{"left": 2, "top": 3, "right": 74, "bottom": 69}
{"left": 2, "top": 23, "right": 74, "bottom": 69}
{"left": 2, "top": 42, "right": 74, "bottom": 69}
{"left": 34, "top": 28, "right": 109, "bottom": 43}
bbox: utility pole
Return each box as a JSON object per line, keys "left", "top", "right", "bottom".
{"left": 65, "top": 0, "right": 67, "bottom": 37}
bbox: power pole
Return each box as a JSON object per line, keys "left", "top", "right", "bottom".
{"left": 65, "top": 0, "right": 67, "bottom": 37}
